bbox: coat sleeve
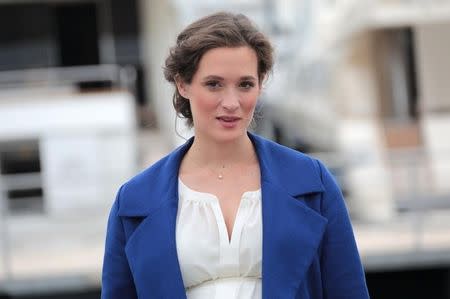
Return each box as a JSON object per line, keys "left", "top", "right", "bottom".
{"left": 101, "top": 185, "right": 138, "bottom": 299}
{"left": 315, "top": 159, "right": 370, "bottom": 299}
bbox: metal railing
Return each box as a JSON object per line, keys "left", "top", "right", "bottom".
{"left": 387, "top": 147, "right": 450, "bottom": 211}
{"left": 0, "top": 64, "right": 137, "bottom": 91}
{"left": 311, "top": 147, "right": 450, "bottom": 213}
{"left": 0, "top": 160, "right": 12, "bottom": 282}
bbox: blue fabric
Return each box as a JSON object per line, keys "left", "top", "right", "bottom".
{"left": 101, "top": 133, "right": 370, "bottom": 299}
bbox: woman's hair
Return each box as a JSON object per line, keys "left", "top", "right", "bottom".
{"left": 164, "top": 12, "right": 274, "bottom": 127}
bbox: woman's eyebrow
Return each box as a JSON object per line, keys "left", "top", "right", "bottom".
{"left": 240, "top": 76, "right": 257, "bottom": 81}
{"left": 202, "top": 75, "right": 224, "bottom": 81}
{"left": 202, "top": 75, "right": 257, "bottom": 81}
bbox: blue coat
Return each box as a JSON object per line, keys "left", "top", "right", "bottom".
{"left": 101, "top": 133, "right": 370, "bottom": 299}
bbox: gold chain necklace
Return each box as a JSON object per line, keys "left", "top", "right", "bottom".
{"left": 189, "top": 158, "right": 228, "bottom": 180}
{"left": 217, "top": 165, "right": 225, "bottom": 180}
{"left": 203, "top": 163, "right": 226, "bottom": 180}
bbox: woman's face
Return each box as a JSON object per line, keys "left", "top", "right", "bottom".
{"left": 177, "top": 46, "right": 261, "bottom": 143}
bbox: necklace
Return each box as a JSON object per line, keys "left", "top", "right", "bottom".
{"left": 188, "top": 157, "right": 227, "bottom": 180}
{"left": 217, "top": 165, "right": 225, "bottom": 180}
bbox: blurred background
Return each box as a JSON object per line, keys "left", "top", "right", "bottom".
{"left": 0, "top": 0, "right": 450, "bottom": 298}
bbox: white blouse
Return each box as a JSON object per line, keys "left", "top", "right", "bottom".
{"left": 176, "top": 179, "right": 263, "bottom": 299}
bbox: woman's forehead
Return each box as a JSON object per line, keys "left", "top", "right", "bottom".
{"left": 195, "top": 46, "right": 258, "bottom": 79}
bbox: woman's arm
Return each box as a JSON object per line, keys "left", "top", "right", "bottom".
{"left": 101, "top": 186, "right": 138, "bottom": 299}
{"left": 316, "top": 160, "right": 370, "bottom": 299}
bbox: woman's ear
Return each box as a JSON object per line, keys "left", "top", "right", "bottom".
{"left": 175, "top": 75, "right": 190, "bottom": 99}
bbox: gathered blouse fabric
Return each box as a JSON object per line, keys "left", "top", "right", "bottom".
{"left": 176, "top": 179, "right": 263, "bottom": 299}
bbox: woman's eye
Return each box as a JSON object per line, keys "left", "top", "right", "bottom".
{"left": 239, "top": 81, "right": 255, "bottom": 90}
{"left": 205, "top": 81, "right": 221, "bottom": 89}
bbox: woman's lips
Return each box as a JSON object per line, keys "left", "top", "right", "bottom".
{"left": 216, "top": 116, "right": 241, "bottom": 128}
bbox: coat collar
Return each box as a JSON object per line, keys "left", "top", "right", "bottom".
{"left": 117, "top": 132, "right": 324, "bottom": 217}
{"left": 118, "top": 132, "right": 328, "bottom": 298}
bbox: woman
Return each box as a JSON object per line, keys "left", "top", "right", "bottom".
{"left": 101, "top": 12, "right": 369, "bottom": 299}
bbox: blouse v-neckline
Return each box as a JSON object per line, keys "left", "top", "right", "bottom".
{"left": 178, "top": 178, "right": 261, "bottom": 244}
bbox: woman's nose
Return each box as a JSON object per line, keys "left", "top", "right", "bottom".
{"left": 221, "top": 89, "right": 239, "bottom": 111}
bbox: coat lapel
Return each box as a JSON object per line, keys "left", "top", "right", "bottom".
{"left": 250, "top": 133, "right": 328, "bottom": 298}
{"left": 260, "top": 181, "right": 327, "bottom": 298}
{"left": 117, "top": 139, "right": 193, "bottom": 299}
{"left": 124, "top": 195, "right": 187, "bottom": 298}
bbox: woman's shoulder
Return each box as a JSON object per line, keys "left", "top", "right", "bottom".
{"left": 124, "top": 153, "right": 173, "bottom": 190}
{"left": 252, "top": 133, "right": 321, "bottom": 172}
{"left": 123, "top": 139, "right": 191, "bottom": 191}
{"left": 114, "top": 142, "right": 190, "bottom": 216}
{"left": 251, "top": 133, "right": 337, "bottom": 191}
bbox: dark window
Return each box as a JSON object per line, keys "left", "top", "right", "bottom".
{"left": 0, "top": 4, "right": 56, "bottom": 70}
{"left": 375, "top": 27, "right": 419, "bottom": 122}
{"left": 0, "top": 140, "right": 44, "bottom": 214}
{"left": 0, "top": 2, "right": 100, "bottom": 70}
{"left": 54, "top": 3, "right": 100, "bottom": 66}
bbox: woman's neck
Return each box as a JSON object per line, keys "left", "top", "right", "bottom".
{"left": 185, "top": 134, "right": 256, "bottom": 168}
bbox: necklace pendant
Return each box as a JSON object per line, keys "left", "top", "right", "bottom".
{"left": 218, "top": 173, "right": 224, "bottom": 180}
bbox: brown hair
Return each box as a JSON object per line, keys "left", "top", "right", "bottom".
{"left": 164, "top": 12, "right": 274, "bottom": 127}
